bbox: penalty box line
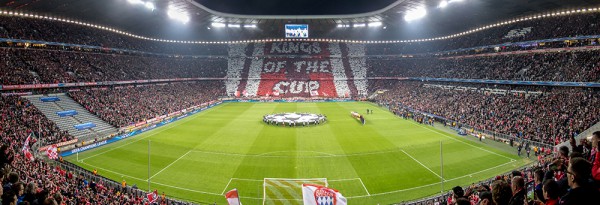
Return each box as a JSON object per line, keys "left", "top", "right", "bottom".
{"left": 78, "top": 161, "right": 224, "bottom": 196}
{"left": 78, "top": 107, "right": 217, "bottom": 162}
{"left": 406, "top": 119, "right": 515, "bottom": 161}
{"left": 225, "top": 177, "right": 371, "bottom": 200}
{"left": 80, "top": 161, "right": 515, "bottom": 200}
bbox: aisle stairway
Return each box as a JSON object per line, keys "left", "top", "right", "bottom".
{"left": 25, "top": 93, "right": 118, "bottom": 141}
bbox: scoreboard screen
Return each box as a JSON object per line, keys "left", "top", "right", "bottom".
{"left": 285, "top": 24, "right": 309, "bottom": 38}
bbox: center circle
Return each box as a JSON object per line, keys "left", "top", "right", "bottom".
{"left": 263, "top": 112, "right": 327, "bottom": 126}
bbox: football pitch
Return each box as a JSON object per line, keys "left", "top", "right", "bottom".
{"left": 66, "top": 102, "right": 528, "bottom": 204}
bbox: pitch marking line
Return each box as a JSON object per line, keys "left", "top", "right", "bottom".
{"left": 347, "top": 160, "right": 517, "bottom": 198}
{"left": 358, "top": 178, "right": 371, "bottom": 196}
{"left": 149, "top": 150, "right": 191, "bottom": 180}
{"left": 79, "top": 161, "right": 148, "bottom": 182}
{"left": 327, "top": 178, "right": 360, "bottom": 182}
{"left": 78, "top": 109, "right": 211, "bottom": 162}
{"left": 407, "top": 120, "right": 515, "bottom": 161}
{"left": 231, "top": 177, "right": 263, "bottom": 182}
{"left": 221, "top": 178, "right": 234, "bottom": 195}
{"left": 79, "top": 159, "right": 516, "bottom": 200}
{"left": 400, "top": 149, "right": 444, "bottom": 180}
{"left": 256, "top": 150, "right": 336, "bottom": 157}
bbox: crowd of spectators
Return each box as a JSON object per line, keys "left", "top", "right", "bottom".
{"left": 372, "top": 81, "right": 600, "bottom": 145}
{"left": 0, "top": 96, "right": 72, "bottom": 146}
{"left": 69, "top": 82, "right": 224, "bottom": 127}
{"left": 440, "top": 133, "right": 600, "bottom": 205}
{"left": 365, "top": 12, "right": 600, "bottom": 55}
{"left": 0, "top": 48, "right": 227, "bottom": 85}
{"left": 367, "top": 50, "right": 600, "bottom": 82}
{"left": 2, "top": 10, "right": 599, "bottom": 57}
{"left": 0, "top": 16, "right": 227, "bottom": 55}
{"left": 0, "top": 95, "right": 155, "bottom": 204}
{"left": 1, "top": 8, "right": 600, "bottom": 204}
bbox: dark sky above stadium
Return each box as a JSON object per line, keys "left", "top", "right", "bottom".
{"left": 195, "top": 0, "right": 398, "bottom": 15}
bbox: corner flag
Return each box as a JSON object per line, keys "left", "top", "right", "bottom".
{"left": 302, "top": 184, "right": 347, "bottom": 205}
{"left": 225, "top": 189, "right": 242, "bottom": 205}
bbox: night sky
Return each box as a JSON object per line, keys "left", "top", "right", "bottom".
{"left": 195, "top": 0, "right": 398, "bottom": 15}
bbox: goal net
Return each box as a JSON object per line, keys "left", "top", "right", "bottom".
{"left": 263, "top": 178, "right": 328, "bottom": 205}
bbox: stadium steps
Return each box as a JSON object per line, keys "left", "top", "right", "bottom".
{"left": 24, "top": 94, "right": 118, "bottom": 141}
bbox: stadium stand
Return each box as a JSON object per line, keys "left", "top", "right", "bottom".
{"left": 371, "top": 81, "right": 600, "bottom": 146}
{"left": 0, "top": 16, "right": 228, "bottom": 55}
{"left": 367, "top": 50, "right": 600, "bottom": 82}
{"left": 0, "top": 48, "right": 228, "bottom": 85}
{"left": 23, "top": 94, "right": 118, "bottom": 140}
{"left": 1, "top": 7, "right": 600, "bottom": 205}
{"left": 68, "top": 81, "right": 224, "bottom": 128}
{"left": 363, "top": 13, "right": 600, "bottom": 54}
{"left": 225, "top": 42, "right": 367, "bottom": 98}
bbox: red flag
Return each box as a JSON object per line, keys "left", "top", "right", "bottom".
{"left": 22, "top": 133, "right": 35, "bottom": 161}
{"left": 225, "top": 189, "right": 241, "bottom": 205}
{"left": 147, "top": 190, "right": 158, "bottom": 203}
{"left": 22, "top": 133, "right": 31, "bottom": 152}
{"left": 23, "top": 149, "right": 35, "bottom": 161}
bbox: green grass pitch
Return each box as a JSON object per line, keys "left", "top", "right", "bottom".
{"left": 66, "top": 102, "right": 528, "bottom": 204}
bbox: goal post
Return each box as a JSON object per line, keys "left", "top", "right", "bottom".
{"left": 263, "top": 178, "right": 328, "bottom": 205}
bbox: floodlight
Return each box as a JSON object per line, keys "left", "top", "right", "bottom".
{"left": 353, "top": 23, "right": 366, "bottom": 27}
{"left": 211, "top": 22, "right": 226, "bottom": 28}
{"left": 228, "top": 24, "right": 240, "bottom": 28}
{"left": 368, "top": 22, "right": 383, "bottom": 27}
{"left": 404, "top": 7, "right": 427, "bottom": 21}
{"left": 167, "top": 9, "right": 190, "bottom": 24}
{"left": 128, "top": 0, "right": 144, "bottom": 5}
{"left": 438, "top": 1, "right": 448, "bottom": 8}
{"left": 145, "top": 2, "right": 155, "bottom": 11}
{"left": 243, "top": 24, "right": 257, "bottom": 28}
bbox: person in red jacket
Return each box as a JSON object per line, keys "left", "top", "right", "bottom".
{"left": 592, "top": 131, "right": 600, "bottom": 181}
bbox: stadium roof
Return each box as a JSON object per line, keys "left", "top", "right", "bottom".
{"left": 1, "top": 0, "right": 598, "bottom": 41}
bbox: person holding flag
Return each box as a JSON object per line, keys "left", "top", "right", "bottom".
{"left": 302, "top": 184, "right": 347, "bottom": 205}
{"left": 147, "top": 189, "right": 158, "bottom": 204}
{"left": 22, "top": 133, "right": 35, "bottom": 161}
{"left": 225, "top": 189, "right": 241, "bottom": 205}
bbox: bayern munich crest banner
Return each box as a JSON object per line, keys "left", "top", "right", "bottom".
{"left": 302, "top": 184, "right": 347, "bottom": 205}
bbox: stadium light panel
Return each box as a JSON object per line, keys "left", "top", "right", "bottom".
{"left": 368, "top": 22, "right": 383, "bottom": 27}
{"left": 404, "top": 7, "right": 427, "bottom": 21}
{"left": 353, "top": 23, "right": 366, "bottom": 27}
{"left": 211, "top": 22, "right": 226, "bottom": 28}
{"left": 128, "top": 0, "right": 144, "bottom": 5}
{"left": 167, "top": 6, "right": 190, "bottom": 24}
{"left": 337, "top": 24, "right": 344, "bottom": 28}
{"left": 438, "top": 0, "right": 448, "bottom": 8}
{"left": 145, "top": 2, "right": 155, "bottom": 11}
{"left": 243, "top": 24, "right": 257, "bottom": 28}
{"left": 228, "top": 24, "right": 240, "bottom": 28}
